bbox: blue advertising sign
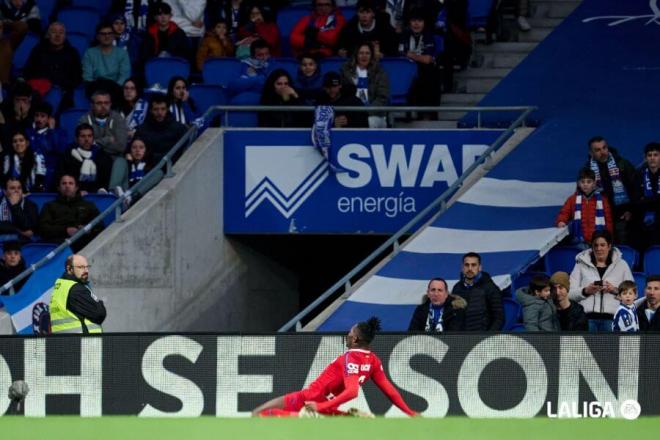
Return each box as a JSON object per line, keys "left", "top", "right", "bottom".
{"left": 224, "top": 129, "right": 505, "bottom": 233}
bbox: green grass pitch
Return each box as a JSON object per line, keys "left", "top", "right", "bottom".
{"left": 0, "top": 417, "right": 657, "bottom": 439}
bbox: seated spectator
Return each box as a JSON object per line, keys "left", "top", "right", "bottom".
{"left": 632, "top": 142, "right": 660, "bottom": 250}
{"left": 60, "top": 123, "right": 113, "bottom": 194}
{"left": 2, "top": 130, "right": 45, "bottom": 192}
{"left": 166, "top": 76, "right": 197, "bottom": 125}
{"left": 337, "top": 0, "right": 397, "bottom": 58}
{"left": 0, "top": 177, "right": 38, "bottom": 242}
{"left": 229, "top": 38, "right": 270, "bottom": 94}
{"left": 316, "top": 72, "right": 368, "bottom": 128}
{"left": 568, "top": 230, "right": 634, "bottom": 332}
{"left": 612, "top": 280, "right": 639, "bottom": 332}
{"left": 236, "top": 4, "right": 281, "bottom": 57}
{"left": 23, "top": 22, "right": 82, "bottom": 109}
{"left": 339, "top": 42, "right": 389, "bottom": 128}
{"left": 399, "top": 9, "right": 440, "bottom": 117}
{"left": 25, "top": 102, "right": 67, "bottom": 191}
{"left": 206, "top": 0, "right": 248, "bottom": 42}
{"left": 38, "top": 174, "right": 103, "bottom": 253}
{"left": 451, "top": 252, "right": 504, "bottom": 331}
{"left": 556, "top": 167, "right": 614, "bottom": 246}
{"left": 515, "top": 274, "right": 560, "bottom": 331}
{"left": 77, "top": 90, "right": 129, "bottom": 191}
{"left": 118, "top": 78, "right": 149, "bottom": 141}
{"left": 550, "top": 271, "right": 587, "bottom": 331}
{"left": 290, "top": 0, "right": 346, "bottom": 58}
{"left": 0, "top": 82, "right": 36, "bottom": 148}
{"left": 116, "top": 137, "right": 164, "bottom": 206}
{"left": 134, "top": 94, "right": 187, "bottom": 164}
{"left": 196, "top": 18, "right": 234, "bottom": 71}
{"left": 0, "top": 0, "right": 40, "bottom": 46}
{"left": 408, "top": 277, "right": 466, "bottom": 332}
{"left": 0, "top": 241, "right": 29, "bottom": 294}
{"left": 111, "top": 14, "right": 143, "bottom": 68}
{"left": 637, "top": 275, "right": 660, "bottom": 331}
{"left": 258, "top": 69, "right": 307, "bottom": 128}
{"left": 143, "top": 2, "right": 190, "bottom": 60}
{"left": 294, "top": 53, "right": 323, "bottom": 105}
{"left": 82, "top": 23, "right": 132, "bottom": 103}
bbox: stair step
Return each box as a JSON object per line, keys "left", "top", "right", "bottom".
{"left": 460, "top": 77, "right": 501, "bottom": 94}
{"left": 442, "top": 93, "right": 485, "bottom": 105}
{"left": 437, "top": 111, "right": 468, "bottom": 121}
{"left": 476, "top": 42, "right": 538, "bottom": 53}
{"left": 527, "top": 17, "right": 564, "bottom": 27}
{"left": 532, "top": 1, "right": 581, "bottom": 19}
{"left": 517, "top": 27, "right": 553, "bottom": 42}
{"left": 459, "top": 68, "right": 511, "bottom": 79}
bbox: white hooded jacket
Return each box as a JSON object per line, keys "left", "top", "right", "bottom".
{"left": 169, "top": 0, "right": 206, "bottom": 38}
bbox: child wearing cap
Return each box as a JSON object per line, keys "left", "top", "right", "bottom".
{"left": 612, "top": 280, "right": 640, "bottom": 332}
{"left": 550, "top": 271, "right": 587, "bottom": 331}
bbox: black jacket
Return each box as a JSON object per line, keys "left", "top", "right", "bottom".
{"left": 584, "top": 146, "right": 636, "bottom": 216}
{"left": 23, "top": 40, "right": 83, "bottom": 91}
{"left": 0, "top": 257, "right": 29, "bottom": 294}
{"left": 60, "top": 144, "right": 113, "bottom": 193}
{"left": 637, "top": 301, "right": 660, "bottom": 331}
{"left": 632, "top": 165, "right": 660, "bottom": 233}
{"left": 316, "top": 89, "right": 369, "bottom": 128}
{"left": 59, "top": 272, "right": 106, "bottom": 331}
{"left": 451, "top": 272, "right": 504, "bottom": 331}
{"left": 0, "top": 196, "right": 39, "bottom": 237}
{"left": 408, "top": 294, "right": 467, "bottom": 331}
{"left": 134, "top": 114, "right": 188, "bottom": 164}
{"left": 557, "top": 300, "right": 588, "bottom": 331}
{"left": 38, "top": 193, "right": 103, "bottom": 252}
{"left": 337, "top": 16, "right": 398, "bottom": 57}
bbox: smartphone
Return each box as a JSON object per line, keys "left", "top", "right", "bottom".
{"left": 594, "top": 280, "right": 603, "bottom": 286}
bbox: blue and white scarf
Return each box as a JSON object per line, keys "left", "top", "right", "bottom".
{"left": 0, "top": 196, "right": 13, "bottom": 222}
{"left": 312, "top": 105, "right": 334, "bottom": 161}
{"left": 124, "top": 0, "right": 148, "bottom": 32}
{"left": 572, "top": 192, "right": 605, "bottom": 242}
{"left": 425, "top": 303, "right": 444, "bottom": 332}
{"left": 355, "top": 68, "right": 369, "bottom": 105}
{"left": 590, "top": 155, "right": 630, "bottom": 206}
{"left": 128, "top": 161, "right": 146, "bottom": 187}
{"left": 642, "top": 167, "right": 660, "bottom": 226}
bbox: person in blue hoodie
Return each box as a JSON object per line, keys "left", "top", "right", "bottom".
{"left": 294, "top": 53, "right": 323, "bottom": 105}
{"left": 229, "top": 38, "right": 270, "bottom": 95}
{"left": 25, "top": 102, "right": 67, "bottom": 191}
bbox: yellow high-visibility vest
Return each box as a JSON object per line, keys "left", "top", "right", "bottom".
{"left": 49, "top": 278, "right": 102, "bottom": 334}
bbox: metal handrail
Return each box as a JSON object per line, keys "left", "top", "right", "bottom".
{"left": 277, "top": 105, "right": 538, "bottom": 332}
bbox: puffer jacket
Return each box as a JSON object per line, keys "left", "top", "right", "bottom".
{"left": 408, "top": 294, "right": 467, "bottom": 332}
{"left": 568, "top": 247, "right": 634, "bottom": 316}
{"left": 515, "top": 287, "right": 560, "bottom": 331}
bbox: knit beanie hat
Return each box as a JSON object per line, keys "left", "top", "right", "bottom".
{"left": 550, "top": 271, "right": 570, "bottom": 291}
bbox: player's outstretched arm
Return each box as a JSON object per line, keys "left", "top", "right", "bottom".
{"left": 371, "top": 366, "right": 418, "bottom": 416}
{"left": 315, "top": 375, "right": 360, "bottom": 412}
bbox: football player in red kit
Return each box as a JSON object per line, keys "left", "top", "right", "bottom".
{"left": 252, "top": 317, "right": 419, "bottom": 417}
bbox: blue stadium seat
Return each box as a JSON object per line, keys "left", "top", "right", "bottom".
{"left": 67, "top": 32, "right": 90, "bottom": 59}
{"left": 20, "top": 243, "right": 59, "bottom": 266}
{"left": 72, "top": 85, "right": 90, "bottom": 108}
{"left": 502, "top": 297, "right": 522, "bottom": 330}
{"left": 467, "top": 0, "right": 495, "bottom": 29}
{"left": 544, "top": 246, "right": 581, "bottom": 275}
{"left": 510, "top": 271, "right": 548, "bottom": 296}
{"left": 510, "top": 323, "right": 526, "bottom": 332}
{"left": 58, "top": 108, "right": 88, "bottom": 143}
{"left": 320, "top": 57, "right": 346, "bottom": 76}
{"left": 36, "top": 0, "right": 56, "bottom": 30}
{"left": 268, "top": 57, "right": 299, "bottom": 78}
{"left": 11, "top": 33, "right": 39, "bottom": 76}
{"left": 26, "top": 193, "right": 56, "bottom": 214}
{"left": 379, "top": 57, "right": 417, "bottom": 105}
{"left": 188, "top": 84, "right": 227, "bottom": 118}
{"left": 226, "top": 92, "right": 260, "bottom": 127}
{"left": 57, "top": 7, "right": 101, "bottom": 39}
{"left": 617, "top": 245, "right": 639, "bottom": 270}
{"left": 633, "top": 272, "right": 647, "bottom": 296}
{"left": 643, "top": 245, "right": 660, "bottom": 274}
{"left": 276, "top": 6, "right": 310, "bottom": 56}
{"left": 341, "top": 6, "right": 356, "bottom": 23}
{"left": 71, "top": 0, "right": 111, "bottom": 15}
{"left": 202, "top": 58, "right": 243, "bottom": 88}
{"left": 84, "top": 194, "right": 119, "bottom": 226}
{"left": 144, "top": 57, "right": 191, "bottom": 88}
{"left": 44, "top": 86, "right": 63, "bottom": 114}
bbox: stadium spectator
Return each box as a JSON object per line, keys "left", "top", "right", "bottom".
{"left": 23, "top": 22, "right": 82, "bottom": 109}
{"left": 2, "top": 130, "right": 45, "bottom": 192}
{"left": 118, "top": 78, "right": 149, "bottom": 141}
{"left": 556, "top": 167, "right": 613, "bottom": 246}
{"left": 316, "top": 71, "right": 368, "bottom": 128}
{"left": 38, "top": 174, "right": 104, "bottom": 253}
{"left": 568, "top": 230, "right": 634, "bottom": 332}
{"left": 0, "top": 241, "right": 29, "bottom": 294}
{"left": 0, "top": 21, "right": 10, "bottom": 84}
{"left": 294, "top": 53, "right": 323, "bottom": 105}
{"left": 0, "top": 177, "right": 38, "bottom": 242}
{"left": 236, "top": 4, "right": 281, "bottom": 57}
{"left": 82, "top": 22, "right": 132, "bottom": 103}
{"left": 166, "top": 76, "right": 197, "bottom": 125}
{"left": 119, "top": 0, "right": 158, "bottom": 33}
{"left": 399, "top": 9, "right": 439, "bottom": 118}
{"left": 134, "top": 93, "right": 187, "bottom": 164}
{"left": 637, "top": 275, "right": 660, "bottom": 331}
{"left": 205, "top": 0, "right": 248, "bottom": 42}
{"left": 229, "top": 38, "right": 270, "bottom": 94}
{"left": 585, "top": 136, "right": 635, "bottom": 244}
{"left": 0, "top": 0, "right": 40, "bottom": 46}
{"left": 60, "top": 123, "right": 113, "bottom": 194}
{"left": 252, "top": 317, "right": 418, "bottom": 417}
{"left": 49, "top": 254, "right": 105, "bottom": 334}
{"left": 117, "top": 137, "right": 163, "bottom": 206}
{"left": 550, "top": 271, "right": 587, "bottom": 331}
{"left": 388, "top": 0, "right": 442, "bottom": 32}
{"left": 290, "top": 0, "right": 346, "bottom": 58}
{"left": 169, "top": 0, "right": 207, "bottom": 42}
{"left": 340, "top": 42, "right": 389, "bottom": 128}
{"left": 143, "top": 2, "right": 190, "bottom": 60}
{"left": 111, "top": 14, "right": 143, "bottom": 68}
{"left": 632, "top": 142, "right": 660, "bottom": 250}
{"left": 612, "top": 280, "right": 639, "bottom": 332}
{"left": 25, "top": 101, "right": 66, "bottom": 191}
{"left": 515, "top": 274, "right": 560, "bottom": 331}
{"left": 0, "top": 82, "right": 36, "bottom": 148}
{"left": 408, "top": 277, "right": 466, "bottom": 332}
{"left": 451, "top": 251, "right": 504, "bottom": 331}
{"left": 258, "top": 69, "right": 307, "bottom": 128}
{"left": 195, "top": 18, "right": 234, "bottom": 71}
{"left": 337, "top": 0, "right": 397, "bottom": 58}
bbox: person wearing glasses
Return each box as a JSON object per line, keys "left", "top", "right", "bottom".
{"left": 290, "top": 0, "right": 346, "bottom": 58}
{"left": 49, "top": 254, "right": 106, "bottom": 334}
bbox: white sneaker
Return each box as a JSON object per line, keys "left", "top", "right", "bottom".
{"left": 298, "top": 407, "right": 322, "bottom": 418}
{"left": 517, "top": 16, "right": 531, "bottom": 31}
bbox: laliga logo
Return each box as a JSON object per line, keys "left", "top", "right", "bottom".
{"left": 583, "top": 0, "right": 660, "bottom": 26}
{"left": 546, "top": 400, "right": 641, "bottom": 419}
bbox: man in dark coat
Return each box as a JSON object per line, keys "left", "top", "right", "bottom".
{"left": 316, "top": 72, "right": 368, "bottom": 128}
{"left": 336, "top": 0, "right": 397, "bottom": 58}
{"left": 451, "top": 252, "right": 504, "bottom": 331}
{"left": 134, "top": 94, "right": 187, "bottom": 164}
{"left": 0, "top": 176, "right": 38, "bottom": 242}
{"left": 0, "top": 241, "right": 30, "bottom": 294}
{"left": 408, "top": 277, "right": 466, "bottom": 332}
{"left": 637, "top": 276, "right": 660, "bottom": 331}
{"left": 143, "top": 2, "right": 190, "bottom": 59}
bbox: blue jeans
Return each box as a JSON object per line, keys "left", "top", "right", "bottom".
{"left": 588, "top": 319, "right": 612, "bottom": 332}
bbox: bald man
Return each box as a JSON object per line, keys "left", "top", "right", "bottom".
{"left": 49, "top": 254, "right": 106, "bottom": 334}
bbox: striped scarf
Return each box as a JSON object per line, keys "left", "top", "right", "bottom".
{"left": 590, "top": 154, "right": 630, "bottom": 206}
{"left": 128, "top": 161, "right": 146, "bottom": 187}
{"left": 0, "top": 196, "right": 13, "bottom": 222}
{"left": 424, "top": 303, "right": 444, "bottom": 332}
{"left": 124, "top": 0, "right": 148, "bottom": 32}
{"left": 642, "top": 167, "right": 660, "bottom": 226}
{"left": 572, "top": 192, "right": 605, "bottom": 242}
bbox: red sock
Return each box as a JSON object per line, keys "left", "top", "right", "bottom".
{"left": 258, "top": 408, "right": 299, "bottom": 417}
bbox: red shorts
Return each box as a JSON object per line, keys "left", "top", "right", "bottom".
{"left": 283, "top": 390, "right": 345, "bottom": 415}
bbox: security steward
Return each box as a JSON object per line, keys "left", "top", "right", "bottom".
{"left": 49, "top": 254, "right": 106, "bottom": 334}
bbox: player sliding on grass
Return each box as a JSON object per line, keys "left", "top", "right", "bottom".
{"left": 252, "top": 317, "right": 419, "bottom": 417}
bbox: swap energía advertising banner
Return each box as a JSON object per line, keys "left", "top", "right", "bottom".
{"left": 223, "top": 129, "right": 505, "bottom": 233}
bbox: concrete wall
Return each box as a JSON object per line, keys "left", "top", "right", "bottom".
{"left": 83, "top": 129, "right": 298, "bottom": 332}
